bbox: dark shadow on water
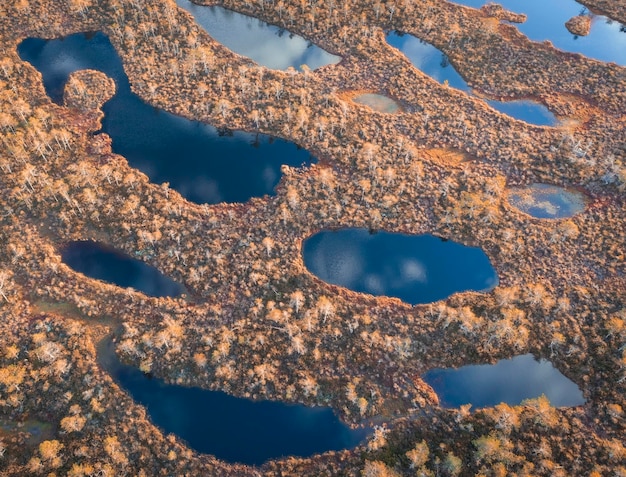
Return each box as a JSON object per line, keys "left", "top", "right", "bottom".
{"left": 97, "top": 336, "right": 368, "bottom": 466}
{"left": 302, "top": 229, "right": 498, "bottom": 305}
{"left": 61, "top": 241, "right": 185, "bottom": 298}
{"left": 18, "top": 32, "right": 316, "bottom": 205}
{"left": 423, "top": 354, "right": 585, "bottom": 408}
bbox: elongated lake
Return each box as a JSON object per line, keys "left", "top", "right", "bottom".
{"left": 423, "top": 354, "right": 585, "bottom": 408}
{"left": 302, "top": 229, "right": 498, "bottom": 305}
{"left": 385, "top": 32, "right": 558, "bottom": 126}
{"left": 18, "top": 32, "right": 315, "bottom": 204}
{"left": 61, "top": 241, "right": 185, "bottom": 298}
{"left": 175, "top": 0, "right": 341, "bottom": 70}
{"left": 98, "top": 337, "right": 368, "bottom": 465}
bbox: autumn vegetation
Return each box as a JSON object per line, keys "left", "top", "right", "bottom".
{"left": 0, "top": 0, "right": 624, "bottom": 475}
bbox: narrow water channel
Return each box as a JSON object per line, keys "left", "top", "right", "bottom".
{"left": 61, "top": 241, "right": 185, "bottom": 298}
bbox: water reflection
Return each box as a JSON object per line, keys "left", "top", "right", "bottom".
{"left": 302, "top": 229, "right": 498, "bottom": 305}
{"left": 386, "top": 32, "right": 557, "bottom": 125}
{"left": 61, "top": 241, "right": 185, "bottom": 298}
{"left": 386, "top": 31, "right": 470, "bottom": 91}
{"left": 486, "top": 99, "right": 557, "bottom": 126}
{"left": 423, "top": 354, "right": 585, "bottom": 408}
{"left": 353, "top": 93, "right": 401, "bottom": 113}
{"left": 508, "top": 183, "right": 587, "bottom": 218}
{"left": 18, "top": 32, "right": 315, "bottom": 204}
{"left": 98, "top": 337, "right": 367, "bottom": 465}
{"left": 450, "top": 0, "right": 626, "bottom": 65}
{"left": 175, "top": 0, "right": 340, "bottom": 70}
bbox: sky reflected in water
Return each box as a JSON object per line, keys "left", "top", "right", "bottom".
{"left": 303, "top": 229, "right": 498, "bottom": 305}
{"left": 450, "top": 0, "right": 626, "bottom": 65}
{"left": 18, "top": 32, "right": 315, "bottom": 204}
{"left": 176, "top": 0, "right": 341, "bottom": 70}
{"left": 423, "top": 354, "right": 585, "bottom": 408}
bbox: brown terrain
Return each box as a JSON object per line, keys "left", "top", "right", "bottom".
{"left": 0, "top": 0, "right": 624, "bottom": 475}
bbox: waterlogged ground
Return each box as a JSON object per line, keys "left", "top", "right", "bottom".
{"left": 0, "top": 0, "right": 625, "bottom": 475}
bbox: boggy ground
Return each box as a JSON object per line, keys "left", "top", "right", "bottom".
{"left": 0, "top": 0, "right": 624, "bottom": 475}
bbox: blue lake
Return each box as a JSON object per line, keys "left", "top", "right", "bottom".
{"left": 18, "top": 32, "right": 315, "bottom": 204}
{"left": 385, "top": 32, "right": 558, "bottom": 126}
{"left": 175, "top": 0, "right": 341, "bottom": 70}
{"left": 61, "top": 241, "right": 185, "bottom": 298}
{"left": 302, "top": 229, "right": 498, "bottom": 305}
{"left": 485, "top": 99, "right": 557, "bottom": 126}
{"left": 508, "top": 183, "right": 587, "bottom": 218}
{"left": 98, "top": 336, "right": 368, "bottom": 465}
{"left": 423, "top": 354, "right": 585, "bottom": 408}
{"left": 451, "top": 0, "right": 626, "bottom": 65}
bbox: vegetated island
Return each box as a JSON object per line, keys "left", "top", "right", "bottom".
{"left": 0, "top": 0, "right": 625, "bottom": 476}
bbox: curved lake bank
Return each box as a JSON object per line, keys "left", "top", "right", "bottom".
{"left": 18, "top": 32, "right": 315, "bottom": 205}
{"left": 61, "top": 241, "right": 185, "bottom": 298}
{"left": 302, "top": 229, "right": 498, "bottom": 305}
{"left": 175, "top": 0, "right": 341, "bottom": 70}
{"left": 423, "top": 354, "right": 585, "bottom": 408}
{"left": 450, "top": 0, "right": 626, "bottom": 65}
{"left": 386, "top": 32, "right": 558, "bottom": 126}
{"left": 508, "top": 183, "right": 587, "bottom": 218}
{"left": 98, "top": 336, "right": 368, "bottom": 465}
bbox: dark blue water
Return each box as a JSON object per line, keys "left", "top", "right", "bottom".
{"left": 302, "top": 229, "right": 498, "bottom": 305}
{"left": 18, "top": 32, "right": 315, "bottom": 204}
{"left": 508, "top": 183, "right": 587, "bottom": 218}
{"left": 98, "top": 337, "right": 367, "bottom": 465}
{"left": 385, "top": 32, "right": 558, "bottom": 125}
{"left": 175, "top": 0, "right": 340, "bottom": 70}
{"left": 451, "top": 0, "right": 625, "bottom": 65}
{"left": 61, "top": 241, "right": 185, "bottom": 298}
{"left": 423, "top": 354, "right": 585, "bottom": 408}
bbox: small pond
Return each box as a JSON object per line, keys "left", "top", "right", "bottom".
{"left": 18, "top": 32, "right": 315, "bottom": 204}
{"left": 485, "top": 99, "right": 557, "bottom": 126}
{"left": 175, "top": 0, "right": 341, "bottom": 70}
{"left": 98, "top": 336, "right": 368, "bottom": 465}
{"left": 302, "top": 229, "right": 498, "bottom": 305}
{"left": 423, "top": 354, "right": 585, "bottom": 408}
{"left": 508, "top": 183, "right": 587, "bottom": 218}
{"left": 61, "top": 241, "right": 185, "bottom": 298}
{"left": 386, "top": 31, "right": 557, "bottom": 126}
{"left": 352, "top": 93, "right": 401, "bottom": 113}
{"left": 450, "top": 0, "right": 626, "bottom": 65}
